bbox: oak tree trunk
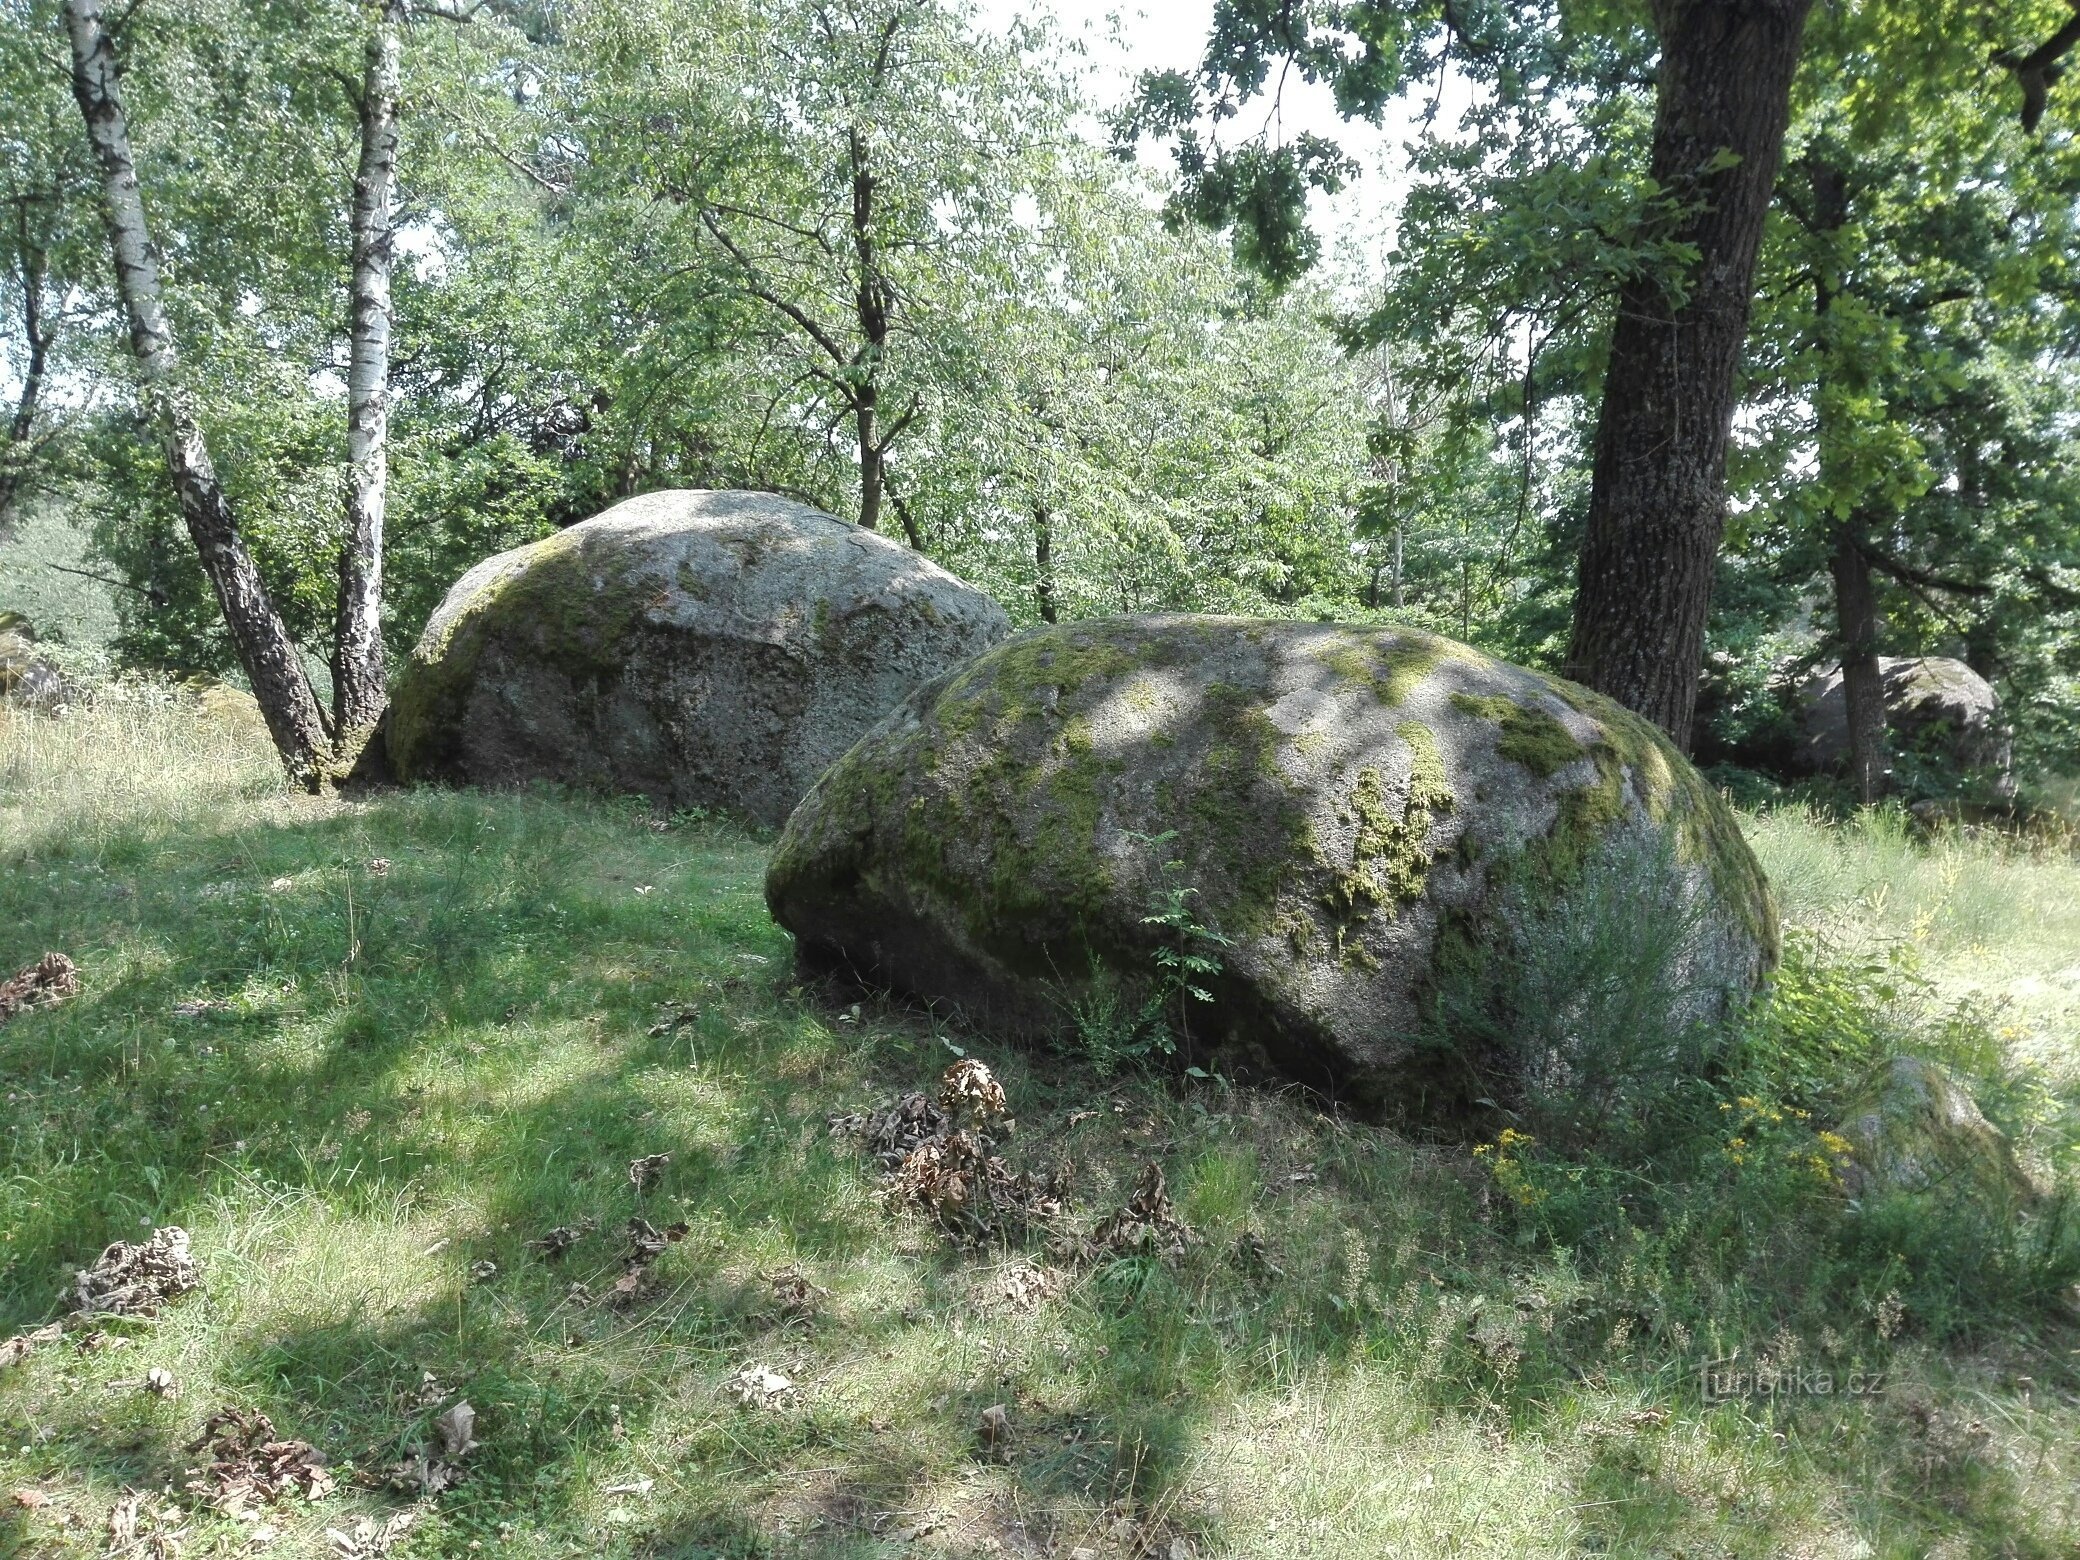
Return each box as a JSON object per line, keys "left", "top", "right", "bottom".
{"left": 333, "top": 6, "right": 401, "bottom": 756}
{"left": 1564, "top": 0, "right": 1814, "bottom": 746}
{"left": 64, "top": 0, "right": 331, "bottom": 787}
{"left": 1830, "top": 522, "right": 1887, "bottom": 803}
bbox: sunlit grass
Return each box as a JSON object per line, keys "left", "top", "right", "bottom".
{"left": 1748, "top": 803, "right": 2080, "bottom": 1082}
{"left": 0, "top": 701, "right": 2074, "bottom": 1558}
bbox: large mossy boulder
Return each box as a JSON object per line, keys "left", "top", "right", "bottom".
{"left": 767, "top": 616, "right": 1779, "bottom": 1110}
{"left": 386, "top": 490, "right": 1011, "bottom": 825}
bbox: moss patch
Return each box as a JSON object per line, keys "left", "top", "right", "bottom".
{"left": 388, "top": 532, "right": 655, "bottom": 779}
{"left": 1320, "top": 722, "right": 1455, "bottom": 964}
{"left": 1448, "top": 693, "right": 1586, "bottom": 778}
{"left": 1312, "top": 629, "right": 1479, "bottom": 708}
{"left": 1530, "top": 676, "right": 1779, "bottom": 957}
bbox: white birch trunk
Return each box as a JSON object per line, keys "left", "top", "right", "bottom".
{"left": 63, "top": 0, "right": 332, "bottom": 786}
{"left": 332, "top": 5, "right": 401, "bottom": 752}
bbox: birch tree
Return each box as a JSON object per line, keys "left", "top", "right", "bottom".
{"left": 62, "top": 0, "right": 333, "bottom": 784}
{"left": 333, "top": 0, "right": 403, "bottom": 755}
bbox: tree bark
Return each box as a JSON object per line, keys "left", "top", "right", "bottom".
{"left": 332, "top": 4, "right": 401, "bottom": 756}
{"left": 1563, "top": 0, "right": 1814, "bottom": 746}
{"left": 1800, "top": 157, "right": 1887, "bottom": 803}
{"left": 856, "top": 387, "right": 882, "bottom": 533}
{"left": 0, "top": 201, "right": 53, "bottom": 545}
{"left": 1033, "top": 499, "right": 1058, "bottom": 622}
{"left": 64, "top": 0, "right": 331, "bottom": 786}
{"left": 1830, "top": 522, "right": 1887, "bottom": 803}
{"left": 848, "top": 125, "right": 896, "bottom": 536}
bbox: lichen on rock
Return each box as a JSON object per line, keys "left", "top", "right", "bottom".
{"left": 384, "top": 491, "right": 1010, "bottom": 825}
{"left": 769, "top": 614, "right": 1778, "bottom": 1114}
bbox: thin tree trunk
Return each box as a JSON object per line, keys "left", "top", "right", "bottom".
{"left": 332, "top": 4, "right": 401, "bottom": 755}
{"left": 849, "top": 125, "right": 890, "bottom": 534}
{"left": 64, "top": 0, "right": 331, "bottom": 786}
{"left": 1830, "top": 522, "right": 1887, "bottom": 803}
{"left": 856, "top": 391, "right": 882, "bottom": 533}
{"left": 1801, "top": 157, "right": 1886, "bottom": 803}
{"left": 0, "top": 200, "right": 55, "bottom": 544}
{"left": 1563, "top": 0, "right": 1814, "bottom": 746}
{"left": 1033, "top": 499, "right": 1058, "bottom": 622}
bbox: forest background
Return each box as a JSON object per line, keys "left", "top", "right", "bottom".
{"left": 3, "top": 0, "right": 2079, "bottom": 806}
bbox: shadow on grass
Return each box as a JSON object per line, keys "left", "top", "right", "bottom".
{"left": 2, "top": 780, "right": 2075, "bottom": 1557}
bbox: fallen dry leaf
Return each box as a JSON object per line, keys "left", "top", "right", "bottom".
{"left": 144, "top": 1367, "right": 177, "bottom": 1398}
{"left": 0, "top": 1320, "right": 65, "bottom": 1368}
{"left": 1090, "top": 1163, "right": 1195, "bottom": 1260}
{"left": 11, "top": 1488, "right": 51, "bottom": 1509}
{"left": 627, "top": 1153, "right": 672, "bottom": 1191}
{"left": 184, "top": 1407, "right": 334, "bottom": 1511}
{"left": 433, "top": 1402, "right": 476, "bottom": 1459}
{"left": 73, "top": 1227, "right": 201, "bottom": 1318}
{"left": 938, "top": 1058, "right": 1008, "bottom": 1126}
{"left": 0, "top": 952, "right": 78, "bottom": 1027}
{"left": 764, "top": 1264, "right": 828, "bottom": 1317}
{"left": 994, "top": 1261, "right": 1064, "bottom": 1310}
{"left": 322, "top": 1510, "right": 415, "bottom": 1557}
{"left": 725, "top": 1363, "right": 797, "bottom": 1409}
{"left": 528, "top": 1224, "right": 586, "bottom": 1260}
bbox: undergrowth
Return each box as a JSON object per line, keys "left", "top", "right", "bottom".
{"left": 0, "top": 697, "right": 2075, "bottom": 1558}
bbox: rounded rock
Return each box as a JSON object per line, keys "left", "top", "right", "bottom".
{"left": 386, "top": 490, "right": 1010, "bottom": 825}
{"left": 767, "top": 615, "right": 1779, "bottom": 1110}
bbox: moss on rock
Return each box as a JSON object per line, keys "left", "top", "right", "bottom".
{"left": 1448, "top": 692, "right": 1586, "bottom": 778}
{"left": 768, "top": 613, "right": 1779, "bottom": 1113}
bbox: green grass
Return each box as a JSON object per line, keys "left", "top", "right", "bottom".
{"left": 1749, "top": 803, "right": 2080, "bottom": 1088}
{"left": 1, "top": 701, "right": 2076, "bottom": 1558}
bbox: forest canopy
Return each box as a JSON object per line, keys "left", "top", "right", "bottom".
{"left": 2, "top": 0, "right": 2077, "bottom": 799}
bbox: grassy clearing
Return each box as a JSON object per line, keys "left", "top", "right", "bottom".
{"left": 1, "top": 701, "right": 2076, "bottom": 1558}
{"left": 1749, "top": 805, "right": 2080, "bottom": 1085}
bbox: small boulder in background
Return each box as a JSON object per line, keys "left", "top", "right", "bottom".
{"left": 1800, "top": 657, "right": 2012, "bottom": 796}
{"left": 384, "top": 490, "right": 1010, "bottom": 825}
{"left": 1835, "top": 1056, "right": 2037, "bottom": 1207}
{"left": 0, "top": 614, "right": 65, "bottom": 709}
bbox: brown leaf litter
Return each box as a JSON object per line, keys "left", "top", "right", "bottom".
{"left": 183, "top": 1407, "right": 336, "bottom": 1512}
{"left": 385, "top": 1400, "right": 477, "bottom": 1495}
{"left": 527, "top": 1220, "right": 593, "bottom": 1260}
{"left": 940, "top": 1056, "right": 1009, "bottom": 1127}
{"left": 0, "top": 1321, "right": 64, "bottom": 1369}
{"left": 106, "top": 1490, "right": 189, "bottom": 1559}
{"left": 326, "top": 1511, "right": 417, "bottom": 1556}
{"left": 605, "top": 1217, "right": 689, "bottom": 1309}
{"left": 831, "top": 1061, "right": 1067, "bottom": 1235}
{"left": 763, "top": 1263, "right": 829, "bottom": 1318}
{"left": 627, "top": 1152, "right": 672, "bottom": 1190}
{"left": 73, "top": 1226, "right": 202, "bottom": 1318}
{"left": 0, "top": 952, "right": 78, "bottom": 1027}
{"left": 4, "top": 1226, "right": 204, "bottom": 1366}
{"left": 988, "top": 1260, "right": 1066, "bottom": 1311}
{"left": 726, "top": 1363, "right": 799, "bottom": 1409}
{"left": 1090, "top": 1164, "right": 1196, "bottom": 1260}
